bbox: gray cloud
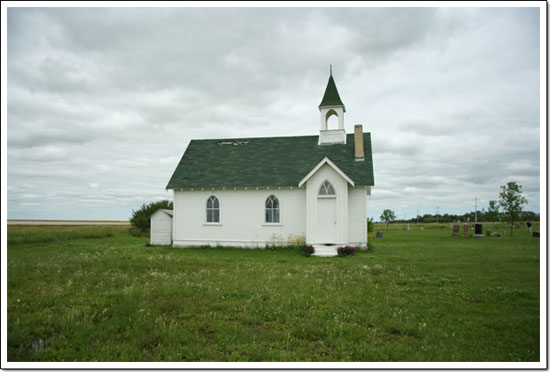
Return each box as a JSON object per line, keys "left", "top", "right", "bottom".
{"left": 6, "top": 6, "right": 541, "bottom": 221}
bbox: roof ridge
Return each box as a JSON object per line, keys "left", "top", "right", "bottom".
{"left": 190, "top": 134, "right": 319, "bottom": 142}
{"left": 190, "top": 132, "right": 369, "bottom": 142}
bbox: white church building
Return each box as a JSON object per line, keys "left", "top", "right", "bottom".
{"left": 166, "top": 72, "right": 374, "bottom": 254}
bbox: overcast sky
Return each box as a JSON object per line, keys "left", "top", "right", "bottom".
{"left": 6, "top": 5, "right": 542, "bottom": 221}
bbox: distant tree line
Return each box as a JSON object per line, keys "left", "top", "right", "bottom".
{"left": 395, "top": 209, "right": 538, "bottom": 224}
{"left": 395, "top": 182, "right": 537, "bottom": 224}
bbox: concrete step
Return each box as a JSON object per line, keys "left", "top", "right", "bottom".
{"left": 311, "top": 244, "right": 338, "bottom": 257}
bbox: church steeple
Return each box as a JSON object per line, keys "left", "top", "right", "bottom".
{"left": 318, "top": 67, "right": 346, "bottom": 145}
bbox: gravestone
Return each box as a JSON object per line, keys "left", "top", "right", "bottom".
{"left": 462, "top": 224, "right": 469, "bottom": 236}
{"left": 533, "top": 231, "right": 540, "bottom": 238}
{"left": 407, "top": 224, "right": 410, "bottom": 231}
{"left": 474, "top": 223, "right": 484, "bottom": 238}
{"left": 452, "top": 225, "right": 460, "bottom": 236}
{"left": 376, "top": 231, "right": 383, "bottom": 239}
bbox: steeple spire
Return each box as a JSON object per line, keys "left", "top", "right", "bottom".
{"left": 319, "top": 67, "right": 345, "bottom": 110}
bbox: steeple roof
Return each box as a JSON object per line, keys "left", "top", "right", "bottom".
{"left": 319, "top": 73, "right": 345, "bottom": 109}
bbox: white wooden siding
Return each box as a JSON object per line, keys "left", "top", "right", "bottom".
{"left": 172, "top": 165, "right": 368, "bottom": 248}
{"left": 348, "top": 187, "right": 367, "bottom": 247}
{"left": 173, "top": 189, "right": 306, "bottom": 248}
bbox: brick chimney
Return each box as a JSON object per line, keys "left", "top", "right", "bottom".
{"left": 354, "top": 124, "right": 365, "bottom": 161}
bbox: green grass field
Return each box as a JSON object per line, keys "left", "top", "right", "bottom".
{"left": 7, "top": 224, "right": 540, "bottom": 362}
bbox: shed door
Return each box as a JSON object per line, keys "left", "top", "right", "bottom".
{"left": 317, "top": 198, "right": 337, "bottom": 243}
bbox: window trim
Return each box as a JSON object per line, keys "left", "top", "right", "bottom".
{"left": 205, "top": 195, "right": 221, "bottom": 224}
{"left": 264, "top": 194, "right": 281, "bottom": 224}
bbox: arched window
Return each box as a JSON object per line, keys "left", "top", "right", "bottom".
{"left": 206, "top": 196, "right": 220, "bottom": 223}
{"left": 265, "top": 195, "right": 280, "bottom": 223}
{"left": 318, "top": 180, "right": 336, "bottom": 197}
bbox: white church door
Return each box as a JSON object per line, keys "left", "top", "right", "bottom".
{"left": 317, "top": 198, "right": 337, "bottom": 243}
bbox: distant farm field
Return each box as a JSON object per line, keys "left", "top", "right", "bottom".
{"left": 7, "top": 225, "right": 129, "bottom": 246}
{"left": 7, "top": 224, "right": 540, "bottom": 362}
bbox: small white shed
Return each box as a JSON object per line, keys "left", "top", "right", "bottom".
{"left": 150, "top": 209, "right": 173, "bottom": 246}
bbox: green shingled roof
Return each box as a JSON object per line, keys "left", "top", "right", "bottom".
{"left": 166, "top": 133, "right": 374, "bottom": 189}
{"left": 319, "top": 75, "right": 345, "bottom": 108}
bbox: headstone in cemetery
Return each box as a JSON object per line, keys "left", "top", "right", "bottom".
{"left": 474, "top": 223, "right": 484, "bottom": 238}
{"left": 420, "top": 227, "right": 424, "bottom": 231}
{"left": 376, "top": 231, "right": 383, "bottom": 239}
{"left": 452, "top": 225, "right": 460, "bottom": 236}
{"left": 407, "top": 224, "right": 410, "bottom": 231}
{"left": 533, "top": 231, "right": 540, "bottom": 238}
{"left": 462, "top": 224, "right": 469, "bottom": 236}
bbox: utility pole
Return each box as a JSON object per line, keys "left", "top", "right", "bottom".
{"left": 416, "top": 209, "right": 419, "bottom": 224}
{"left": 473, "top": 196, "right": 479, "bottom": 224}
